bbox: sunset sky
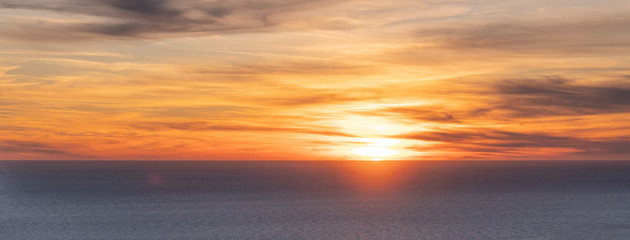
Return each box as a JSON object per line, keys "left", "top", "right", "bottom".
{"left": 1, "top": 0, "right": 629, "bottom": 160}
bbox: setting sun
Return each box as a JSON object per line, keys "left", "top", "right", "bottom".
{"left": 352, "top": 138, "right": 400, "bottom": 160}
{"left": 352, "top": 147, "right": 398, "bottom": 161}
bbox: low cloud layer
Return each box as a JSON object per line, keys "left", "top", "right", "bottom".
{"left": 398, "top": 129, "right": 630, "bottom": 160}
{"left": 0, "top": 140, "right": 67, "bottom": 154}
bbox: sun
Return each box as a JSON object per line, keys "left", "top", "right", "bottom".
{"left": 352, "top": 138, "right": 399, "bottom": 161}
{"left": 353, "top": 147, "right": 397, "bottom": 161}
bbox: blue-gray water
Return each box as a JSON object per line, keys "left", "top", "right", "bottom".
{"left": 1, "top": 161, "right": 630, "bottom": 239}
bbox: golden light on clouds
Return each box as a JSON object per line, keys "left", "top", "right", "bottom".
{"left": 1, "top": 0, "right": 630, "bottom": 160}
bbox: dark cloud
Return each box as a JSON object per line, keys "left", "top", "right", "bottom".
{"left": 0, "top": 0, "right": 350, "bottom": 40}
{"left": 353, "top": 76, "right": 630, "bottom": 124}
{"left": 495, "top": 76, "right": 630, "bottom": 117}
{"left": 400, "top": 130, "right": 575, "bottom": 147}
{"left": 418, "top": 16, "right": 630, "bottom": 55}
{"left": 0, "top": 140, "right": 69, "bottom": 155}
{"left": 106, "top": 0, "right": 177, "bottom": 16}
{"left": 397, "top": 129, "right": 630, "bottom": 158}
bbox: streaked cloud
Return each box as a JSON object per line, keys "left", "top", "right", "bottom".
{"left": 418, "top": 16, "right": 630, "bottom": 54}
{"left": 0, "top": 0, "right": 356, "bottom": 40}
{"left": 129, "top": 121, "right": 356, "bottom": 137}
{"left": 398, "top": 129, "right": 630, "bottom": 160}
{"left": 0, "top": 140, "right": 67, "bottom": 154}
{"left": 494, "top": 76, "right": 630, "bottom": 117}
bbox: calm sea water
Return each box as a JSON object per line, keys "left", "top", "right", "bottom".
{"left": 1, "top": 161, "right": 630, "bottom": 239}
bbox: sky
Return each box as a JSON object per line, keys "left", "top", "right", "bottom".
{"left": 1, "top": 0, "right": 629, "bottom": 160}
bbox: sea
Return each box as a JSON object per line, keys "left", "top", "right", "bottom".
{"left": 1, "top": 161, "right": 630, "bottom": 240}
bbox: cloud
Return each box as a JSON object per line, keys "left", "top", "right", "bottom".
{"left": 129, "top": 121, "right": 356, "bottom": 137}
{"left": 397, "top": 129, "right": 630, "bottom": 159}
{"left": 0, "top": 0, "right": 353, "bottom": 41}
{"left": 191, "top": 59, "right": 377, "bottom": 76}
{"left": 360, "top": 76, "right": 630, "bottom": 122}
{"left": 0, "top": 140, "right": 69, "bottom": 155}
{"left": 399, "top": 130, "right": 575, "bottom": 147}
{"left": 417, "top": 15, "right": 630, "bottom": 55}
{"left": 495, "top": 76, "right": 630, "bottom": 117}
{"left": 256, "top": 88, "right": 383, "bottom": 106}
{"left": 359, "top": 106, "right": 460, "bottom": 123}
{"left": 62, "top": 105, "right": 251, "bottom": 118}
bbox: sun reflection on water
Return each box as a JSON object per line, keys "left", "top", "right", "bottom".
{"left": 342, "top": 160, "right": 412, "bottom": 194}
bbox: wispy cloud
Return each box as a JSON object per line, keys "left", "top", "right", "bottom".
{"left": 129, "top": 121, "right": 355, "bottom": 137}
{"left": 418, "top": 16, "right": 630, "bottom": 54}
{"left": 0, "top": 140, "right": 69, "bottom": 155}
{"left": 0, "top": 0, "right": 355, "bottom": 41}
{"left": 494, "top": 76, "right": 630, "bottom": 117}
{"left": 360, "top": 106, "right": 460, "bottom": 123}
{"left": 398, "top": 129, "right": 630, "bottom": 160}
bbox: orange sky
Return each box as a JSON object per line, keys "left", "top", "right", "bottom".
{"left": 1, "top": 0, "right": 630, "bottom": 160}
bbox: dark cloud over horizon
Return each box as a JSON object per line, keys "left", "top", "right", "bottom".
{"left": 0, "top": 140, "right": 70, "bottom": 155}
{"left": 398, "top": 129, "right": 630, "bottom": 159}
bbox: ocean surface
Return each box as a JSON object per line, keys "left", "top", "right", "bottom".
{"left": 1, "top": 161, "right": 630, "bottom": 239}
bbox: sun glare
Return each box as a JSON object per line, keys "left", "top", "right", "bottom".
{"left": 352, "top": 138, "right": 400, "bottom": 161}
{"left": 353, "top": 147, "right": 398, "bottom": 160}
